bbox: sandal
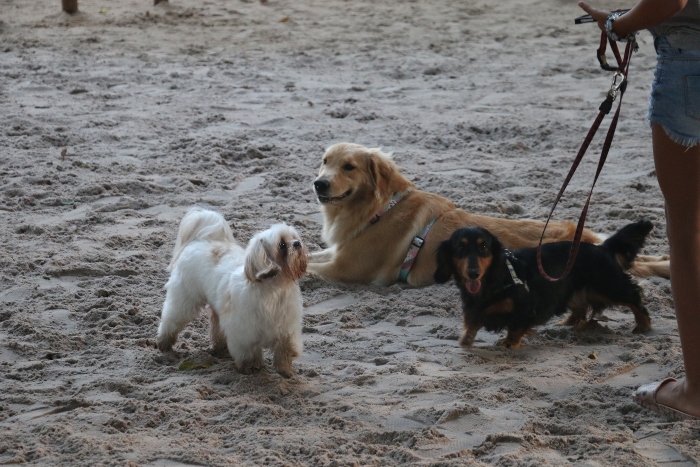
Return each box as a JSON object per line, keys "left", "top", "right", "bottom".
{"left": 633, "top": 377, "right": 700, "bottom": 422}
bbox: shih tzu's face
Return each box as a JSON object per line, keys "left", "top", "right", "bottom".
{"left": 244, "top": 224, "right": 308, "bottom": 283}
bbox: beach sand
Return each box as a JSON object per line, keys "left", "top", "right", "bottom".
{"left": 1, "top": 0, "right": 698, "bottom": 465}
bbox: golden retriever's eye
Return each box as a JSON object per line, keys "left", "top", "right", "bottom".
{"left": 322, "top": 158, "right": 327, "bottom": 165}
{"left": 343, "top": 163, "right": 355, "bottom": 171}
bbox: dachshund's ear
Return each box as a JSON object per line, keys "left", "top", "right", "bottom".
{"left": 485, "top": 230, "right": 503, "bottom": 262}
{"left": 244, "top": 237, "right": 281, "bottom": 282}
{"left": 434, "top": 240, "right": 454, "bottom": 284}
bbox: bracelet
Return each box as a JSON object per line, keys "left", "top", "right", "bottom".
{"left": 605, "top": 12, "right": 636, "bottom": 42}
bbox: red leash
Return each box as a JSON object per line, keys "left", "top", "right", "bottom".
{"left": 537, "top": 32, "right": 636, "bottom": 281}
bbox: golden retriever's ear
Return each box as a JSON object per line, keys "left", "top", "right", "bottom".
{"left": 434, "top": 240, "right": 454, "bottom": 284}
{"left": 367, "top": 151, "right": 394, "bottom": 198}
{"left": 244, "top": 237, "right": 281, "bottom": 282}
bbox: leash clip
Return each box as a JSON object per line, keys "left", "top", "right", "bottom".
{"left": 607, "top": 71, "right": 626, "bottom": 101}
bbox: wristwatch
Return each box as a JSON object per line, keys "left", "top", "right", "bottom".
{"left": 605, "top": 12, "right": 632, "bottom": 42}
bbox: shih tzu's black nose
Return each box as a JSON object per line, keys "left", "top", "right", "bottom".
{"left": 313, "top": 179, "right": 330, "bottom": 194}
{"left": 292, "top": 240, "right": 302, "bottom": 250}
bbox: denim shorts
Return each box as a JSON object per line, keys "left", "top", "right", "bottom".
{"left": 648, "top": 36, "right": 700, "bottom": 147}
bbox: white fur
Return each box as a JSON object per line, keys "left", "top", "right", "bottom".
{"left": 156, "top": 207, "right": 308, "bottom": 378}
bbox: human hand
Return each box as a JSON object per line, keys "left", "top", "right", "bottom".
{"left": 578, "top": 2, "right": 611, "bottom": 32}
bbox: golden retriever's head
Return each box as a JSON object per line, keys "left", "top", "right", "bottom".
{"left": 313, "top": 143, "right": 412, "bottom": 205}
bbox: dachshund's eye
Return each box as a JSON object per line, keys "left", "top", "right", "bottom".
{"left": 343, "top": 163, "right": 355, "bottom": 171}
{"left": 478, "top": 244, "right": 489, "bottom": 254}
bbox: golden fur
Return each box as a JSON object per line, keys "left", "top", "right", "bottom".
{"left": 307, "top": 143, "right": 670, "bottom": 286}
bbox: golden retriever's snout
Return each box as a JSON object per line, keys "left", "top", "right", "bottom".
{"left": 314, "top": 178, "right": 331, "bottom": 195}
{"left": 314, "top": 178, "right": 353, "bottom": 204}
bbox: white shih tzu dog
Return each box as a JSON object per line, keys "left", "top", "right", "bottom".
{"left": 156, "top": 208, "right": 308, "bottom": 378}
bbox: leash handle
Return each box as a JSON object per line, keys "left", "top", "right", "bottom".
{"left": 598, "top": 34, "right": 619, "bottom": 71}
{"left": 537, "top": 34, "right": 633, "bottom": 281}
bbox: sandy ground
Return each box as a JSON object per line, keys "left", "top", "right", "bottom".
{"left": 1, "top": 0, "right": 699, "bottom": 465}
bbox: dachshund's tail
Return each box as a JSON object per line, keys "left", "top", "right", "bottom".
{"left": 602, "top": 220, "right": 654, "bottom": 270}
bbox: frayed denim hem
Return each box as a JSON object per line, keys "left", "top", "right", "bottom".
{"left": 648, "top": 116, "right": 700, "bottom": 149}
{"left": 647, "top": 37, "right": 700, "bottom": 148}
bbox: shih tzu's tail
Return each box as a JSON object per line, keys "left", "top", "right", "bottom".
{"left": 169, "top": 207, "right": 235, "bottom": 270}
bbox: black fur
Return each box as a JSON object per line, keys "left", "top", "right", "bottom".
{"left": 435, "top": 220, "right": 653, "bottom": 348}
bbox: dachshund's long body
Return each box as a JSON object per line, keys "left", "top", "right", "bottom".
{"left": 435, "top": 221, "right": 654, "bottom": 348}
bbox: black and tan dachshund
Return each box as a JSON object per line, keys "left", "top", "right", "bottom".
{"left": 434, "top": 220, "right": 654, "bottom": 348}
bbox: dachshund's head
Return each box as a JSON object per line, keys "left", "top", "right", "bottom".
{"left": 434, "top": 227, "right": 503, "bottom": 295}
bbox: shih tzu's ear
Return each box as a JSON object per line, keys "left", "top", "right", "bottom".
{"left": 244, "top": 237, "right": 281, "bottom": 282}
{"left": 433, "top": 240, "right": 454, "bottom": 284}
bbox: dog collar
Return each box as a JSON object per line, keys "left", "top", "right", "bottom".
{"left": 399, "top": 217, "right": 438, "bottom": 282}
{"left": 504, "top": 251, "right": 529, "bottom": 292}
{"left": 369, "top": 193, "right": 405, "bottom": 225}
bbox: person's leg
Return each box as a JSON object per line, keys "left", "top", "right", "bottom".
{"left": 651, "top": 123, "right": 700, "bottom": 417}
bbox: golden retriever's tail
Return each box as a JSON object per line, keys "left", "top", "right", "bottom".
{"left": 169, "top": 207, "right": 235, "bottom": 270}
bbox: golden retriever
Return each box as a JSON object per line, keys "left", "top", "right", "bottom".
{"left": 307, "top": 143, "right": 670, "bottom": 287}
